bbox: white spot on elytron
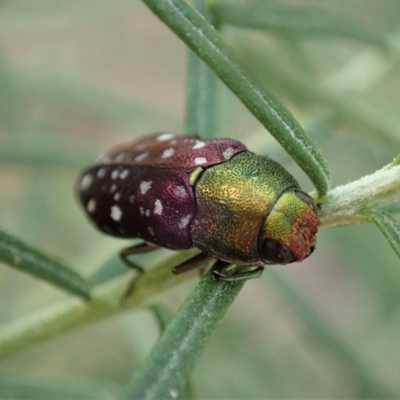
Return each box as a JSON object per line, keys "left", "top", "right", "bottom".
{"left": 194, "top": 157, "right": 207, "bottom": 165}
{"left": 114, "top": 192, "right": 121, "bottom": 201}
{"left": 129, "top": 195, "right": 135, "bottom": 203}
{"left": 193, "top": 140, "right": 205, "bottom": 149}
{"left": 157, "top": 133, "right": 175, "bottom": 142}
{"left": 135, "top": 151, "right": 148, "bottom": 162}
{"left": 154, "top": 199, "right": 163, "bottom": 215}
{"left": 115, "top": 152, "right": 127, "bottom": 162}
{"left": 99, "top": 154, "right": 111, "bottom": 163}
{"left": 145, "top": 209, "right": 150, "bottom": 217}
{"left": 95, "top": 153, "right": 110, "bottom": 163}
{"left": 87, "top": 198, "right": 96, "bottom": 213}
{"left": 136, "top": 142, "right": 146, "bottom": 151}
{"left": 111, "top": 205, "right": 122, "bottom": 221}
{"left": 110, "top": 184, "right": 117, "bottom": 193}
{"left": 148, "top": 227, "right": 155, "bottom": 236}
{"left": 178, "top": 214, "right": 191, "bottom": 229}
{"left": 139, "top": 207, "right": 144, "bottom": 216}
{"left": 173, "top": 185, "right": 187, "bottom": 198}
{"left": 140, "top": 180, "right": 153, "bottom": 194}
{"left": 169, "top": 389, "right": 179, "bottom": 399}
{"left": 111, "top": 169, "right": 119, "bottom": 180}
{"left": 80, "top": 174, "right": 93, "bottom": 190}
{"left": 97, "top": 168, "right": 106, "bottom": 178}
{"left": 119, "top": 169, "right": 129, "bottom": 179}
{"left": 161, "top": 147, "right": 175, "bottom": 159}
{"left": 223, "top": 147, "right": 235, "bottom": 160}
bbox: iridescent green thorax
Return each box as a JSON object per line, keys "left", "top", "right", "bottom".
{"left": 191, "top": 151, "right": 300, "bottom": 265}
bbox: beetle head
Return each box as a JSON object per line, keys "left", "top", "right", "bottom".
{"left": 258, "top": 190, "right": 320, "bottom": 264}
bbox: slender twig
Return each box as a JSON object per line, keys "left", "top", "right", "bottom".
{"left": 318, "top": 164, "right": 400, "bottom": 228}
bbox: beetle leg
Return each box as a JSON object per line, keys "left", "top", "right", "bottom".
{"left": 172, "top": 252, "right": 210, "bottom": 274}
{"left": 120, "top": 242, "right": 159, "bottom": 274}
{"left": 213, "top": 262, "right": 264, "bottom": 282}
{"left": 123, "top": 251, "right": 209, "bottom": 304}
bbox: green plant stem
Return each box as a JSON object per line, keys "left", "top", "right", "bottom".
{"left": 123, "top": 266, "right": 245, "bottom": 399}
{"left": 185, "top": 51, "right": 218, "bottom": 137}
{"left": 185, "top": 0, "right": 218, "bottom": 137}
{"left": 318, "top": 164, "right": 400, "bottom": 228}
{"left": 142, "top": 0, "right": 331, "bottom": 198}
{"left": 0, "top": 255, "right": 199, "bottom": 359}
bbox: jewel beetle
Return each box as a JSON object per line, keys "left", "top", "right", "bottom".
{"left": 77, "top": 133, "right": 320, "bottom": 281}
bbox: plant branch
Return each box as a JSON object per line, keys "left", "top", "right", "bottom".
{"left": 318, "top": 164, "right": 400, "bottom": 228}
{"left": 0, "top": 253, "right": 199, "bottom": 359}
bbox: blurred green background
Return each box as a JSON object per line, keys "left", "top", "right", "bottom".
{"left": 0, "top": 0, "right": 400, "bottom": 398}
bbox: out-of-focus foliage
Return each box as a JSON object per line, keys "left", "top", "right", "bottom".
{"left": 0, "top": 0, "right": 400, "bottom": 398}
{"left": 0, "top": 228, "right": 90, "bottom": 299}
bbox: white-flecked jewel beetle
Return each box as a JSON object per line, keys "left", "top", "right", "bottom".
{"left": 77, "top": 133, "right": 320, "bottom": 281}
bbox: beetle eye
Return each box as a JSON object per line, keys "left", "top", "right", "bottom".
{"left": 294, "top": 190, "right": 318, "bottom": 213}
{"left": 261, "top": 239, "right": 296, "bottom": 264}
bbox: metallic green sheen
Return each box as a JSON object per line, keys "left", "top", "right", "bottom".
{"left": 191, "top": 151, "right": 299, "bottom": 265}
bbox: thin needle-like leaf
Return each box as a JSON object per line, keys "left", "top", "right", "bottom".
{"left": 142, "top": 0, "right": 331, "bottom": 198}
{"left": 185, "top": 0, "right": 219, "bottom": 138}
{"left": 0, "top": 228, "right": 90, "bottom": 299}
{"left": 360, "top": 209, "right": 400, "bottom": 259}
{"left": 122, "top": 264, "right": 245, "bottom": 400}
{"left": 210, "top": 1, "right": 388, "bottom": 50}
{"left": 380, "top": 200, "right": 400, "bottom": 215}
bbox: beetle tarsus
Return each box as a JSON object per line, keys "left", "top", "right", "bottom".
{"left": 213, "top": 265, "right": 264, "bottom": 282}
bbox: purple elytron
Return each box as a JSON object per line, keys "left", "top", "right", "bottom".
{"left": 78, "top": 132, "right": 247, "bottom": 249}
